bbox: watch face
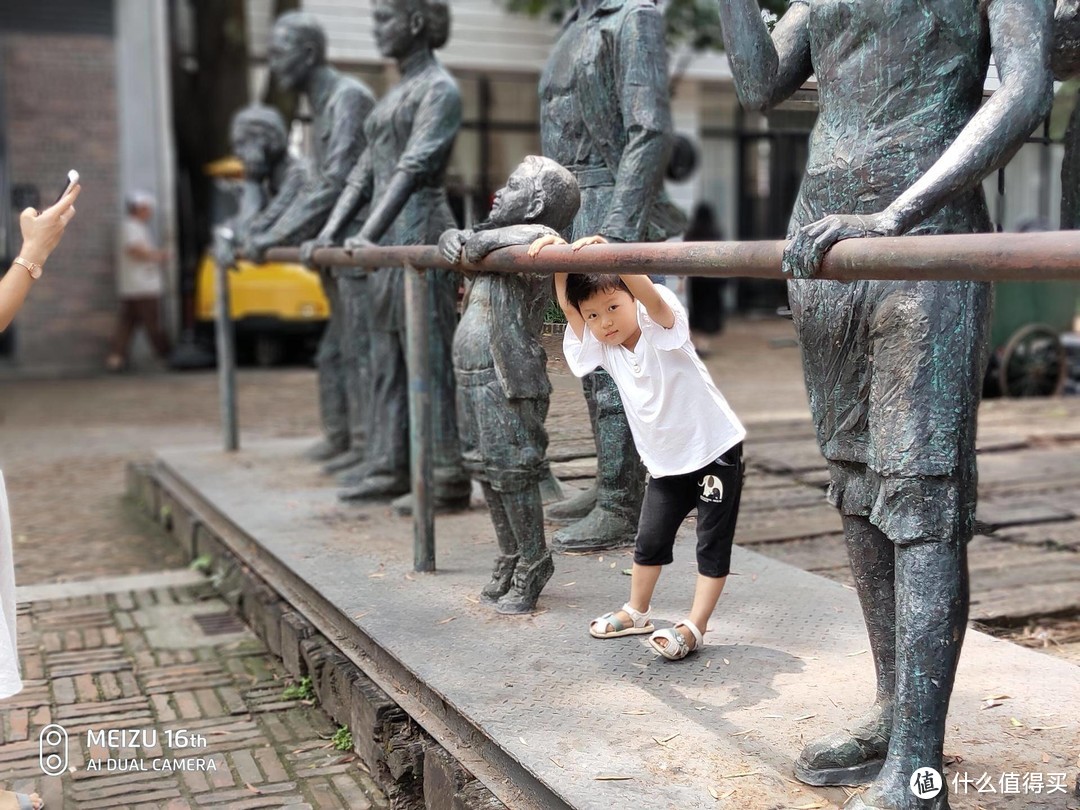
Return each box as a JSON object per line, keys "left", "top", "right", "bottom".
{"left": 29, "top": 263, "right": 42, "bottom": 279}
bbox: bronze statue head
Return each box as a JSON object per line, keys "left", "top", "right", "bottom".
{"left": 488, "top": 156, "right": 580, "bottom": 232}
{"left": 372, "top": 0, "right": 450, "bottom": 60}
{"left": 268, "top": 11, "right": 327, "bottom": 91}
{"left": 230, "top": 105, "right": 289, "bottom": 182}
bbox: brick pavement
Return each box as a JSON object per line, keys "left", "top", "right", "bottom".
{"left": 2, "top": 574, "right": 386, "bottom": 809}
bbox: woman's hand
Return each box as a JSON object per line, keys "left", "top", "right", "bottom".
{"left": 782, "top": 211, "right": 899, "bottom": 279}
{"left": 19, "top": 183, "right": 80, "bottom": 266}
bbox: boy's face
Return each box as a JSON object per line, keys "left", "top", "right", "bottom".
{"left": 578, "top": 288, "right": 640, "bottom": 346}
{"left": 489, "top": 163, "right": 541, "bottom": 226}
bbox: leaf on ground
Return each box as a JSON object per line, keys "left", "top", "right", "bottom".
{"left": 705, "top": 660, "right": 711, "bottom": 668}
{"left": 723, "top": 658, "right": 730, "bottom": 665}
{"left": 465, "top": 595, "right": 480, "bottom": 604}
{"left": 708, "top": 785, "right": 721, "bottom": 799}
{"left": 794, "top": 714, "right": 817, "bottom": 722}
{"left": 846, "top": 649, "right": 867, "bottom": 657}
{"left": 562, "top": 581, "right": 576, "bottom": 587}
{"left": 594, "top": 774, "right": 633, "bottom": 781}
{"left": 598, "top": 556, "right": 604, "bottom": 562}
{"left": 982, "top": 693, "right": 1011, "bottom": 701}
{"left": 622, "top": 569, "right": 633, "bottom": 575}
{"left": 246, "top": 783, "right": 262, "bottom": 794}
{"left": 352, "top": 612, "right": 368, "bottom": 620}
{"left": 437, "top": 616, "right": 457, "bottom": 625}
{"left": 1030, "top": 725, "right": 1067, "bottom": 731}
{"left": 550, "top": 757, "right": 564, "bottom": 769}
{"left": 982, "top": 700, "right": 1003, "bottom": 710}
{"left": 721, "top": 770, "right": 759, "bottom": 779}
{"left": 610, "top": 562, "right": 617, "bottom": 568}
{"left": 519, "top": 737, "right": 529, "bottom": 747}
{"left": 404, "top": 572, "right": 416, "bottom": 581}
{"left": 792, "top": 803, "right": 826, "bottom": 809}
{"left": 368, "top": 572, "right": 385, "bottom": 579}
{"left": 1009, "top": 717, "right": 1023, "bottom": 727}
{"left": 653, "top": 733, "right": 679, "bottom": 745}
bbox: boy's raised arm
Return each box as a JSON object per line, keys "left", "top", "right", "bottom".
{"left": 554, "top": 272, "right": 586, "bottom": 340}
{"left": 620, "top": 274, "right": 675, "bottom": 329}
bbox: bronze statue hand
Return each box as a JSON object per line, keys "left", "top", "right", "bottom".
{"left": 343, "top": 235, "right": 375, "bottom": 254}
{"left": 299, "top": 234, "right": 333, "bottom": 267}
{"left": 243, "top": 236, "right": 269, "bottom": 265}
{"left": 782, "top": 212, "right": 897, "bottom": 279}
{"left": 438, "top": 230, "right": 468, "bottom": 264}
{"left": 527, "top": 234, "right": 566, "bottom": 257}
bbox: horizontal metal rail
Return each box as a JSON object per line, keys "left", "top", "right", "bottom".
{"left": 267, "top": 230, "right": 1080, "bottom": 281}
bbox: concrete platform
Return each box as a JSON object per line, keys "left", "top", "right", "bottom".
{"left": 151, "top": 440, "right": 1079, "bottom": 810}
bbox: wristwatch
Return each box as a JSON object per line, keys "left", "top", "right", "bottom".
{"left": 13, "top": 256, "right": 43, "bottom": 279}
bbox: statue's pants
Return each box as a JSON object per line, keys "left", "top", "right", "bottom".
{"left": 366, "top": 271, "right": 466, "bottom": 491}
{"left": 335, "top": 271, "right": 372, "bottom": 449}
{"left": 315, "top": 268, "right": 349, "bottom": 449}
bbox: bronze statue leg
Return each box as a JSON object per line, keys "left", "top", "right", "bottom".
{"left": 492, "top": 486, "right": 554, "bottom": 615}
{"left": 853, "top": 538, "right": 966, "bottom": 810}
{"left": 307, "top": 273, "right": 350, "bottom": 461}
{"left": 552, "top": 371, "right": 642, "bottom": 551}
{"left": 796, "top": 514, "right": 895, "bottom": 786}
{"left": 479, "top": 483, "right": 521, "bottom": 603}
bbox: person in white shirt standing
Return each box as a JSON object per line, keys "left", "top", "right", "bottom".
{"left": 106, "top": 191, "right": 170, "bottom": 371}
{"left": 548, "top": 259, "right": 746, "bottom": 661}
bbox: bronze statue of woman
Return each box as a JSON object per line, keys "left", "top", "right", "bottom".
{"left": 717, "top": 1, "right": 1053, "bottom": 808}
{"left": 304, "top": 0, "right": 468, "bottom": 507}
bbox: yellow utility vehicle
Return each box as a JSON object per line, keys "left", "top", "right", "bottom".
{"left": 194, "top": 157, "right": 328, "bottom": 366}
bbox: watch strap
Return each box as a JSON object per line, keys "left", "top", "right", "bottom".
{"left": 13, "top": 256, "right": 43, "bottom": 279}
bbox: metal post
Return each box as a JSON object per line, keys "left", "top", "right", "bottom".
{"left": 214, "top": 256, "right": 239, "bottom": 452}
{"left": 404, "top": 263, "right": 435, "bottom": 572}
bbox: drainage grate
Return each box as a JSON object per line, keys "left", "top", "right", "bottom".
{"left": 193, "top": 611, "right": 247, "bottom": 636}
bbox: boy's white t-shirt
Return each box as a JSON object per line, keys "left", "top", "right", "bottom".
{"left": 563, "top": 285, "right": 746, "bottom": 478}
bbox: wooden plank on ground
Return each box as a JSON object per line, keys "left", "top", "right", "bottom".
{"left": 745, "top": 533, "right": 850, "bottom": 574}
{"left": 970, "top": 582, "right": 1080, "bottom": 623}
{"left": 975, "top": 497, "right": 1075, "bottom": 530}
{"left": 736, "top": 504, "right": 843, "bottom": 544}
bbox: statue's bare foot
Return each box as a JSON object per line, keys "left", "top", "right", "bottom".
{"left": 794, "top": 702, "right": 892, "bottom": 786}
{"left": 846, "top": 758, "right": 949, "bottom": 810}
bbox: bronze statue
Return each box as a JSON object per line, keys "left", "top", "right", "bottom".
{"left": 539, "top": 0, "right": 686, "bottom": 552}
{"left": 213, "top": 105, "right": 309, "bottom": 273}
{"left": 301, "top": 0, "right": 468, "bottom": 508}
{"left": 717, "top": 1, "right": 1053, "bottom": 807}
{"left": 439, "top": 156, "right": 580, "bottom": 613}
{"left": 256, "top": 12, "right": 376, "bottom": 465}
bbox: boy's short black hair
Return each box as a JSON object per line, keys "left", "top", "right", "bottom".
{"left": 565, "top": 273, "right": 632, "bottom": 311}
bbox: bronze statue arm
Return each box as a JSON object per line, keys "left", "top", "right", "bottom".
{"left": 354, "top": 170, "right": 416, "bottom": 245}
{"left": 462, "top": 225, "right": 561, "bottom": 264}
{"left": 248, "top": 160, "right": 307, "bottom": 237}
{"left": 717, "top": 0, "right": 812, "bottom": 111}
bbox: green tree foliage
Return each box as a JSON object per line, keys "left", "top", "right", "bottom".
{"left": 502, "top": 0, "right": 788, "bottom": 51}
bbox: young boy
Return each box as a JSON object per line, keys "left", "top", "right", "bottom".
{"left": 541, "top": 251, "right": 746, "bottom": 659}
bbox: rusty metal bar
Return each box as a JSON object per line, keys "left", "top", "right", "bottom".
{"left": 266, "top": 230, "right": 1080, "bottom": 280}
{"left": 213, "top": 258, "right": 239, "bottom": 452}
{"left": 403, "top": 263, "right": 435, "bottom": 573}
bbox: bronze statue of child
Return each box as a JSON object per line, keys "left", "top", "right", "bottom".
{"left": 438, "top": 155, "right": 580, "bottom": 614}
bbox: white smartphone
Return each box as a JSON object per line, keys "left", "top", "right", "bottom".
{"left": 54, "top": 170, "right": 79, "bottom": 204}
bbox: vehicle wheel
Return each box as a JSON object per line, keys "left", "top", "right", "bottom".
{"left": 253, "top": 335, "right": 284, "bottom": 368}
{"left": 998, "top": 324, "right": 1067, "bottom": 398}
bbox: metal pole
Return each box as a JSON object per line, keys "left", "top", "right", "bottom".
{"left": 214, "top": 254, "right": 239, "bottom": 452}
{"left": 266, "top": 230, "right": 1080, "bottom": 282}
{"left": 404, "top": 263, "right": 435, "bottom": 572}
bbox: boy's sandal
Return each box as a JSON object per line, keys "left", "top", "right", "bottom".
{"left": 589, "top": 603, "right": 654, "bottom": 638}
{"left": 0, "top": 792, "right": 44, "bottom": 810}
{"left": 648, "top": 619, "right": 704, "bottom": 660}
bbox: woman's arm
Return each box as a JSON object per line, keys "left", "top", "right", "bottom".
{"left": 1, "top": 184, "right": 79, "bottom": 332}
{"left": 717, "top": 0, "right": 812, "bottom": 111}
{"left": 620, "top": 274, "right": 675, "bottom": 329}
{"left": 554, "top": 272, "right": 586, "bottom": 341}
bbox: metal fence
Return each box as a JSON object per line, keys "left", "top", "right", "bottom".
{"left": 211, "top": 231, "right": 1080, "bottom": 570}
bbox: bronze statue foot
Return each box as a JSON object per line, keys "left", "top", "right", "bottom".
{"left": 390, "top": 491, "right": 471, "bottom": 517}
{"left": 495, "top": 552, "right": 554, "bottom": 614}
{"left": 794, "top": 703, "right": 892, "bottom": 786}
{"left": 480, "top": 554, "right": 520, "bottom": 603}
{"left": 322, "top": 448, "right": 365, "bottom": 475}
{"left": 303, "top": 437, "right": 349, "bottom": 462}
{"left": 337, "top": 462, "right": 378, "bottom": 488}
{"left": 337, "top": 475, "right": 409, "bottom": 502}
{"left": 846, "top": 760, "right": 950, "bottom": 810}
{"left": 551, "top": 507, "right": 636, "bottom": 552}
{"left": 544, "top": 483, "right": 597, "bottom": 524}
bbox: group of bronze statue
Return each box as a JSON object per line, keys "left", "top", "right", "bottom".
{"left": 213, "top": 1, "right": 1077, "bottom": 807}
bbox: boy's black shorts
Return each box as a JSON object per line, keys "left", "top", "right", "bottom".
{"left": 633, "top": 443, "right": 744, "bottom": 578}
